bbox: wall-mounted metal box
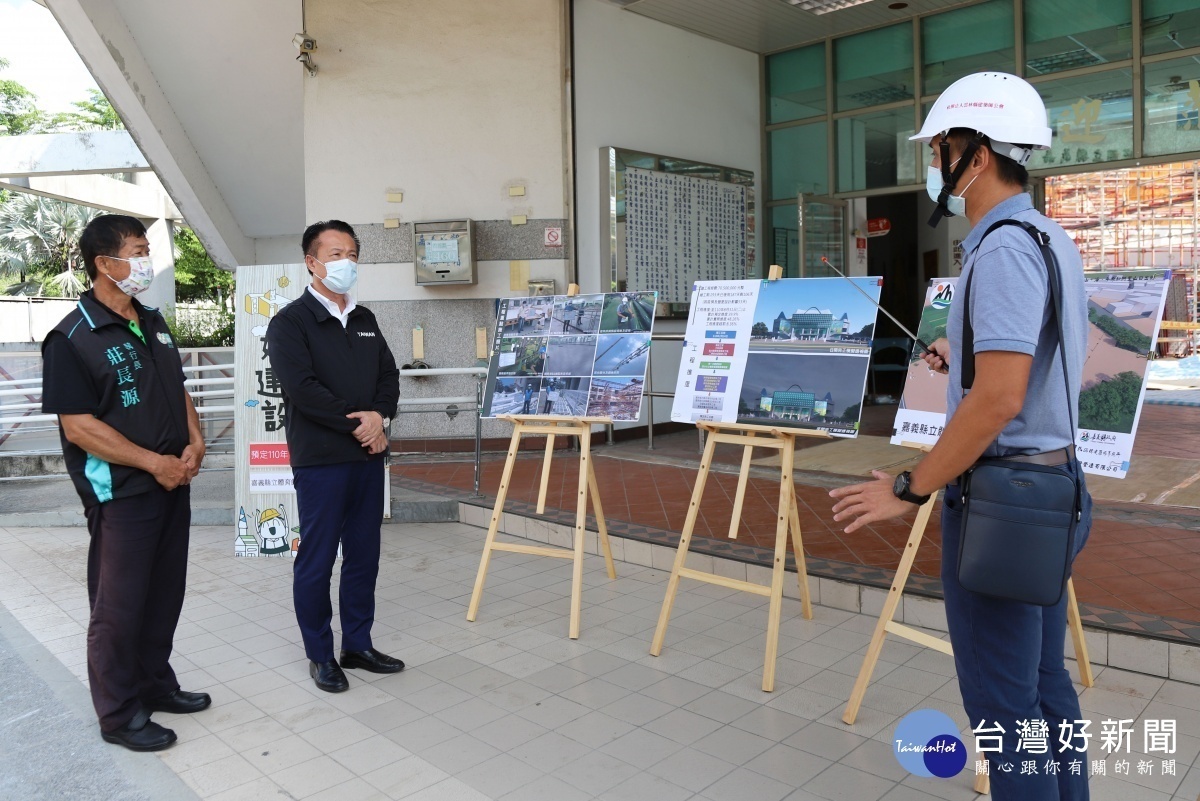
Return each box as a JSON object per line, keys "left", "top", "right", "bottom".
{"left": 414, "top": 219, "right": 476, "bottom": 285}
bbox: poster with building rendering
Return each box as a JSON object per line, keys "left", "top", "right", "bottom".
{"left": 672, "top": 277, "right": 882, "bottom": 437}
{"left": 482, "top": 292, "right": 657, "bottom": 421}
{"left": 891, "top": 272, "right": 1171, "bottom": 479}
{"left": 233, "top": 264, "right": 308, "bottom": 557}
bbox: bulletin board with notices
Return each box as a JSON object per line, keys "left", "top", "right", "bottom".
{"left": 624, "top": 166, "right": 748, "bottom": 305}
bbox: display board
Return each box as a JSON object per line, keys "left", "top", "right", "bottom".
{"left": 671, "top": 277, "right": 882, "bottom": 437}
{"left": 892, "top": 271, "right": 1172, "bottom": 479}
{"left": 482, "top": 292, "right": 657, "bottom": 421}
{"left": 233, "top": 264, "right": 309, "bottom": 557}
{"left": 624, "top": 166, "right": 747, "bottom": 304}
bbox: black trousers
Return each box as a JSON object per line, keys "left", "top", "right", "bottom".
{"left": 84, "top": 485, "right": 190, "bottom": 732}
{"left": 292, "top": 460, "right": 385, "bottom": 663}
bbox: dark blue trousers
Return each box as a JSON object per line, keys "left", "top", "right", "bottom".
{"left": 941, "top": 465, "right": 1093, "bottom": 801}
{"left": 292, "top": 459, "right": 385, "bottom": 663}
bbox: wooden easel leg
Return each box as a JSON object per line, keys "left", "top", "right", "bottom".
{"left": 1066, "top": 578, "right": 1094, "bottom": 687}
{"left": 786, "top": 490, "right": 813, "bottom": 620}
{"left": 728, "top": 439, "right": 755, "bottom": 539}
{"left": 842, "top": 493, "right": 937, "bottom": 724}
{"left": 587, "top": 460, "right": 617, "bottom": 580}
{"left": 975, "top": 771, "right": 989, "bottom": 794}
{"left": 761, "top": 436, "right": 795, "bottom": 693}
{"left": 651, "top": 432, "right": 719, "bottom": 656}
{"left": 568, "top": 428, "right": 592, "bottom": 639}
{"left": 467, "top": 424, "right": 523, "bottom": 622}
{"left": 536, "top": 433, "right": 556, "bottom": 514}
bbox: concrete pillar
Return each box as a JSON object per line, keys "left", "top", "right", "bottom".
{"left": 141, "top": 216, "right": 176, "bottom": 317}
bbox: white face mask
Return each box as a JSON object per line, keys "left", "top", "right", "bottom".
{"left": 313, "top": 257, "right": 358, "bottom": 294}
{"left": 105, "top": 256, "right": 155, "bottom": 296}
{"left": 925, "top": 159, "right": 979, "bottom": 217}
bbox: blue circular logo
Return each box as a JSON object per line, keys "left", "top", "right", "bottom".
{"left": 893, "top": 709, "right": 967, "bottom": 778}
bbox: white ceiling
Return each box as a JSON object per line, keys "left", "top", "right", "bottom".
{"left": 615, "top": 0, "right": 980, "bottom": 54}
{"left": 110, "top": 0, "right": 305, "bottom": 239}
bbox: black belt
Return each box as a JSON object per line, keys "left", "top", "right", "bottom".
{"left": 956, "top": 447, "right": 1074, "bottom": 488}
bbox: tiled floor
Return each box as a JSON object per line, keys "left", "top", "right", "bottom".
{"left": 2, "top": 521, "right": 1200, "bottom": 800}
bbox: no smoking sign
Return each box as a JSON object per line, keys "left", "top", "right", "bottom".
{"left": 544, "top": 227, "right": 562, "bottom": 248}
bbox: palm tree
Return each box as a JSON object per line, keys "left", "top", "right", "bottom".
{"left": 0, "top": 193, "right": 101, "bottom": 297}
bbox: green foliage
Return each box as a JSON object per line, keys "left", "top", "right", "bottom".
{"left": 0, "top": 193, "right": 100, "bottom": 296}
{"left": 853, "top": 323, "right": 874, "bottom": 340}
{"left": 0, "top": 57, "right": 47, "bottom": 136}
{"left": 1077, "top": 371, "right": 1142, "bottom": 434}
{"left": 1088, "top": 306, "right": 1152, "bottom": 353}
{"left": 49, "top": 89, "right": 123, "bottom": 131}
{"left": 751, "top": 321, "right": 770, "bottom": 338}
{"left": 841, "top": 402, "right": 861, "bottom": 422}
{"left": 165, "top": 309, "right": 235, "bottom": 348}
{"left": 173, "top": 228, "right": 232, "bottom": 305}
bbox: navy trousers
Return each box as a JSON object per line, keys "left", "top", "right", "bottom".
{"left": 941, "top": 464, "right": 1093, "bottom": 801}
{"left": 84, "top": 485, "right": 190, "bottom": 732}
{"left": 292, "top": 459, "right": 385, "bottom": 663}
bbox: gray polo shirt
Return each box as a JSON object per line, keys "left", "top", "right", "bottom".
{"left": 946, "top": 193, "right": 1087, "bottom": 457}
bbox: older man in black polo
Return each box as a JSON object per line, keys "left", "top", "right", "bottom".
{"left": 41, "top": 214, "right": 210, "bottom": 751}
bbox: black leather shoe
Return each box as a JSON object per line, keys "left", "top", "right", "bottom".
{"left": 145, "top": 689, "right": 212, "bottom": 714}
{"left": 101, "top": 710, "right": 177, "bottom": 752}
{"left": 339, "top": 648, "right": 405, "bottom": 674}
{"left": 310, "top": 660, "right": 350, "bottom": 693}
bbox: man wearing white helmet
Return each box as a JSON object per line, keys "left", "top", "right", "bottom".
{"left": 832, "top": 72, "right": 1092, "bottom": 800}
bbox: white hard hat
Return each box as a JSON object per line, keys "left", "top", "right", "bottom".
{"left": 910, "top": 72, "right": 1052, "bottom": 165}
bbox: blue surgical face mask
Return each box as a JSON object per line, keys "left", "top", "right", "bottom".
{"left": 925, "top": 159, "right": 978, "bottom": 217}
{"left": 314, "top": 257, "right": 358, "bottom": 294}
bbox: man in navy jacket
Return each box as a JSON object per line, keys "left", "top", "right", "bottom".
{"left": 267, "top": 220, "right": 402, "bottom": 693}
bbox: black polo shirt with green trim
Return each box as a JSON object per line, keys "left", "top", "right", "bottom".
{"left": 41, "top": 290, "right": 190, "bottom": 508}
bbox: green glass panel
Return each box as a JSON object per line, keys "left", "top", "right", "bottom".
{"left": 922, "top": 0, "right": 1015, "bottom": 96}
{"left": 1144, "top": 57, "right": 1200, "bottom": 157}
{"left": 767, "top": 44, "right": 826, "bottom": 124}
{"left": 770, "top": 122, "right": 829, "bottom": 199}
{"left": 835, "top": 24, "right": 913, "bottom": 111}
{"left": 769, "top": 205, "right": 800, "bottom": 278}
{"left": 1024, "top": 0, "right": 1131, "bottom": 77}
{"left": 1030, "top": 69, "right": 1134, "bottom": 170}
{"left": 1144, "top": 0, "right": 1200, "bottom": 55}
{"left": 836, "top": 107, "right": 918, "bottom": 192}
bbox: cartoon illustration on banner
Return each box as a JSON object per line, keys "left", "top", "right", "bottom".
{"left": 233, "top": 264, "right": 307, "bottom": 556}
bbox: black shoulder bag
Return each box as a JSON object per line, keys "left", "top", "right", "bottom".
{"left": 956, "top": 220, "right": 1083, "bottom": 607}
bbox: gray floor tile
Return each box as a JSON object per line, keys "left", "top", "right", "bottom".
{"left": 785, "top": 722, "right": 869, "bottom": 761}
{"left": 604, "top": 772, "right": 694, "bottom": 801}
{"left": 472, "top": 713, "right": 549, "bottom": 751}
{"left": 645, "top": 707, "right": 727, "bottom": 745}
{"left": 522, "top": 664, "right": 592, "bottom": 694}
{"left": 642, "top": 676, "right": 717, "bottom": 707}
{"left": 703, "top": 766, "right": 794, "bottom": 801}
{"left": 685, "top": 690, "right": 761, "bottom": 724}
{"left": 457, "top": 753, "right": 546, "bottom": 799}
{"left": 555, "top": 750, "right": 642, "bottom": 795}
{"left": 555, "top": 709, "right": 637, "bottom": 749}
{"left": 692, "top": 724, "right": 777, "bottom": 765}
{"left": 601, "top": 727, "right": 688, "bottom": 770}
{"left": 417, "top": 732, "right": 503, "bottom": 775}
{"left": 509, "top": 731, "right": 592, "bottom": 771}
{"left": 499, "top": 774, "right": 592, "bottom": 801}
{"left": 385, "top": 714, "right": 462, "bottom": 752}
{"left": 557, "top": 677, "right": 632, "bottom": 709}
{"left": 513, "top": 694, "right": 592, "bottom": 729}
{"left": 730, "top": 706, "right": 811, "bottom": 741}
{"left": 436, "top": 696, "right": 508, "bottom": 731}
{"left": 602, "top": 692, "right": 677, "bottom": 726}
{"left": 646, "top": 746, "right": 739, "bottom": 793}
{"left": 802, "top": 762, "right": 896, "bottom": 801}
{"left": 744, "top": 743, "right": 833, "bottom": 787}
{"left": 605, "top": 660, "right": 674, "bottom": 692}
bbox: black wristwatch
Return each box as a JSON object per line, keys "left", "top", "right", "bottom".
{"left": 893, "top": 471, "right": 931, "bottom": 505}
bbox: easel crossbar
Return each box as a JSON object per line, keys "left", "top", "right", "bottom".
{"left": 884, "top": 620, "right": 954, "bottom": 656}
{"left": 708, "top": 433, "right": 788, "bottom": 450}
{"left": 490, "top": 542, "right": 575, "bottom": 560}
{"left": 677, "top": 567, "right": 773, "bottom": 597}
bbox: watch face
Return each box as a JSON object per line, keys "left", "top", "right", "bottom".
{"left": 893, "top": 472, "right": 908, "bottom": 496}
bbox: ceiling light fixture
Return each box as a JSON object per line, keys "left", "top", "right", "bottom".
{"left": 785, "top": 0, "right": 876, "bottom": 15}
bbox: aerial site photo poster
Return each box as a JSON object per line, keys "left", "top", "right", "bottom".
{"left": 482, "top": 292, "right": 657, "bottom": 421}
{"left": 671, "top": 277, "right": 882, "bottom": 437}
{"left": 892, "top": 272, "right": 1171, "bottom": 479}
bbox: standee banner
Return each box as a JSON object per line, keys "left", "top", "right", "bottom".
{"left": 482, "top": 292, "right": 657, "bottom": 421}
{"left": 892, "top": 272, "right": 1171, "bottom": 479}
{"left": 233, "top": 264, "right": 308, "bottom": 557}
{"left": 672, "top": 277, "right": 883, "bottom": 438}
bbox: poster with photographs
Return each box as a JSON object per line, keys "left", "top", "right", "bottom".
{"left": 891, "top": 273, "right": 1171, "bottom": 479}
{"left": 672, "top": 278, "right": 882, "bottom": 437}
{"left": 483, "top": 292, "right": 657, "bottom": 421}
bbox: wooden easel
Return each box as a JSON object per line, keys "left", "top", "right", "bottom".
{"left": 466, "top": 414, "right": 617, "bottom": 639}
{"left": 840, "top": 444, "right": 1095, "bottom": 796}
{"left": 650, "top": 420, "right": 832, "bottom": 692}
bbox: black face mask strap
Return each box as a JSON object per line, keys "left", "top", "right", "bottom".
{"left": 926, "top": 134, "right": 984, "bottom": 228}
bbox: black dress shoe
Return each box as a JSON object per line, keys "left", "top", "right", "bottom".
{"left": 145, "top": 689, "right": 212, "bottom": 714}
{"left": 310, "top": 660, "right": 350, "bottom": 693}
{"left": 101, "top": 710, "right": 177, "bottom": 752}
{"left": 339, "top": 648, "right": 405, "bottom": 674}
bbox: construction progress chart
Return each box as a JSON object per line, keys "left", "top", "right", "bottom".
{"left": 483, "top": 291, "right": 657, "bottom": 421}
{"left": 673, "top": 278, "right": 882, "bottom": 437}
{"left": 625, "top": 166, "right": 747, "bottom": 304}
